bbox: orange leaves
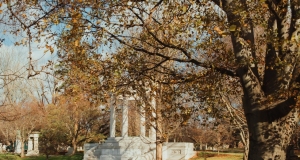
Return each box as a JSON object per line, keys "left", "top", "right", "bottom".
{"left": 66, "top": 24, "right": 72, "bottom": 29}
{"left": 74, "top": 40, "right": 79, "bottom": 47}
{"left": 45, "top": 45, "right": 54, "bottom": 54}
{"left": 72, "top": 18, "right": 78, "bottom": 24}
{"left": 43, "top": 18, "right": 48, "bottom": 24}
{"left": 71, "top": 12, "right": 82, "bottom": 25}
{"left": 214, "top": 26, "right": 226, "bottom": 35}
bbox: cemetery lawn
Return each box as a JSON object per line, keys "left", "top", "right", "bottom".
{"left": 0, "top": 153, "right": 83, "bottom": 160}
{"left": 191, "top": 151, "right": 243, "bottom": 160}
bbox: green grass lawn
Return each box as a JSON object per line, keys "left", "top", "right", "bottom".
{"left": 191, "top": 151, "right": 243, "bottom": 160}
{"left": 0, "top": 153, "right": 83, "bottom": 160}
{"left": 1, "top": 152, "right": 241, "bottom": 160}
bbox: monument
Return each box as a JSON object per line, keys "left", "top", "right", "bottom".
{"left": 83, "top": 94, "right": 196, "bottom": 160}
{"left": 14, "top": 130, "right": 22, "bottom": 154}
{"left": 26, "top": 132, "right": 40, "bottom": 156}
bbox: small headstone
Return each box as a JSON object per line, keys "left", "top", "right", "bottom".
{"left": 2, "top": 144, "right": 6, "bottom": 152}
{"left": 26, "top": 132, "right": 40, "bottom": 156}
{"left": 65, "top": 146, "right": 73, "bottom": 156}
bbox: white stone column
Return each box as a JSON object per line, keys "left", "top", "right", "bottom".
{"left": 33, "top": 133, "right": 39, "bottom": 153}
{"left": 15, "top": 130, "right": 21, "bottom": 154}
{"left": 122, "top": 96, "right": 129, "bottom": 137}
{"left": 140, "top": 102, "right": 146, "bottom": 137}
{"left": 27, "top": 137, "right": 33, "bottom": 151}
{"left": 109, "top": 94, "right": 116, "bottom": 138}
{"left": 15, "top": 139, "right": 21, "bottom": 154}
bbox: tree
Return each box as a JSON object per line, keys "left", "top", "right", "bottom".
{"left": 107, "top": 46, "right": 198, "bottom": 159}
{"left": 220, "top": 94, "right": 249, "bottom": 157}
{"left": 49, "top": 13, "right": 108, "bottom": 155}
{"left": 103, "top": 1, "right": 300, "bottom": 159}
{"left": 14, "top": 101, "right": 43, "bottom": 158}
{"left": 0, "top": 48, "right": 30, "bottom": 120}
{"left": 3, "top": 0, "right": 300, "bottom": 159}
{"left": 0, "top": 100, "right": 44, "bottom": 157}
{"left": 57, "top": 94, "right": 105, "bottom": 155}
{"left": 38, "top": 103, "right": 69, "bottom": 159}
{"left": 0, "top": 48, "right": 49, "bottom": 157}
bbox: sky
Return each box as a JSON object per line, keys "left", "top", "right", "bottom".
{"left": 0, "top": 1, "right": 118, "bottom": 104}
{"left": 0, "top": 2, "right": 59, "bottom": 68}
{"left": 0, "top": 18, "right": 57, "bottom": 104}
{"left": 1, "top": 36, "right": 56, "bottom": 66}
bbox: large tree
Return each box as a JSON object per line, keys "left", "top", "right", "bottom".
{"left": 2, "top": 0, "right": 300, "bottom": 159}
{"left": 106, "top": 46, "right": 196, "bottom": 159}
{"left": 53, "top": 19, "right": 107, "bottom": 155}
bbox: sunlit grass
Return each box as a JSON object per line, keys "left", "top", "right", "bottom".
{"left": 191, "top": 151, "right": 243, "bottom": 160}
{"left": 0, "top": 152, "right": 83, "bottom": 160}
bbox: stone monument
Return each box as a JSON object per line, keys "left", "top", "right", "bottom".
{"left": 26, "top": 132, "right": 40, "bottom": 156}
{"left": 83, "top": 93, "right": 196, "bottom": 160}
{"left": 99, "top": 94, "right": 156, "bottom": 160}
{"left": 15, "top": 130, "right": 22, "bottom": 154}
{"left": 0, "top": 143, "right": 2, "bottom": 153}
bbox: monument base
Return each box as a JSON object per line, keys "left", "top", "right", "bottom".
{"left": 84, "top": 138, "right": 196, "bottom": 160}
{"left": 100, "top": 137, "right": 155, "bottom": 160}
{"left": 162, "top": 142, "right": 196, "bottom": 160}
{"left": 84, "top": 136, "right": 155, "bottom": 160}
{"left": 26, "top": 150, "right": 39, "bottom": 156}
{"left": 83, "top": 143, "right": 102, "bottom": 160}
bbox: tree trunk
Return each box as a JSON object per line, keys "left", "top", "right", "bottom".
{"left": 20, "top": 140, "right": 25, "bottom": 158}
{"left": 165, "top": 135, "right": 169, "bottom": 143}
{"left": 238, "top": 128, "right": 249, "bottom": 160}
{"left": 72, "top": 138, "right": 77, "bottom": 155}
{"left": 243, "top": 137, "right": 249, "bottom": 160}
{"left": 245, "top": 102, "right": 298, "bottom": 160}
{"left": 71, "top": 106, "right": 79, "bottom": 155}
{"left": 156, "top": 141, "right": 163, "bottom": 160}
{"left": 156, "top": 83, "right": 163, "bottom": 160}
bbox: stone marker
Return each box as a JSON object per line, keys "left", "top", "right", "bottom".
{"left": 83, "top": 93, "right": 196, "bottom": 160}
{"left": 26, "top": 132, "right": 39, "bottom": 156}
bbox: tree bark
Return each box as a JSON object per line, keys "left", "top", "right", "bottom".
{"left": 244, "top": 99, "right": 298, "bottom": 160}
{"left": 72, "top": 138, "right": 77, "bottom": 155}
{"left": 20, "top": 140, "right": 25, "bottom": 158}
{"left": 239, "top": 67, "right": 299, "bottom": 160}
{"left": 156, "top": 141, "right": 163, "bottom": 160}
{"left": 243, "top": 136, "right": 249, "bottom": 160}
{"left": 222, "top": 0, "right": 300, "bottom": 157}
{"left": 71, "top": 104, "right": 79, "bottom": 155}
{"left": 156, "top": 105, "right": 163, "bottom": 160}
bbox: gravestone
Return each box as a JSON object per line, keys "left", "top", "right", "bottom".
{"left": 15, "top": 130, "right": 22, "bottom": 154}
{"left": 2, "top": 144, "right": 6, "bottom": 152}
{"left": 26, "top": 132, "right": 40, "bottom": 156}
{"left": 65, "top": 146, "right": 73, "bottom": 156}
{"left": 162, "top": 142, "right": 196, "bottom": 160}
